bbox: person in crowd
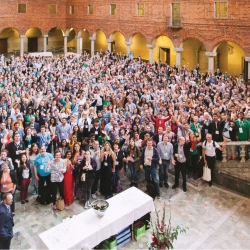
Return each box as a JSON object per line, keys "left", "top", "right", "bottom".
{"left": 16, "top": 154, "right": 32, "bottom": 204}
{"left": 28, "top": 143, "right": 39, "bottom": 195}
{"left": 140, "top": 138, "right": 161, "bottom": 199}
{"left": 0, "top": 149, "right": 14, "bottom": 171}
{"left": 78, "top": 151, "right": 97, "bottom": 209}
{"left": 172, "top": 136, "right": 191, "bottom": 192}
{"left": 0, "top": 193, "right": 14, "bottom": 250}
{"left": 0, "top": 162, "right": 17, "bottom": 216}
{"left": 202, "top": 134, "right": 226, "bottom": 186}
{"left": 100, "top": 142, "right": 116, "bottom": 199}
{"left": 157, "top": 135, "right": 174, "bottom": 188}
{"left": 34, "top": 145, "right": 54, "bottom": 204}
{"left": 58, "top": 139, "right": 70, "bottom": 158}
{"left": 36, "top": 126, "right": 51, "bottom": 151}
{"left": 50, "top": 150, "right": 66, "bottom": 211}
{"left": 63, "top": 151, "right": 74, "bottom": 206}
{"left": 127, "top": 138, "right": 141, "bottom": 187}
{"left": 57, "top": 117, "right": 71, "bottom": 143}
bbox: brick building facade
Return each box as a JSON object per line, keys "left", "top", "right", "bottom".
{"left": 0, "top": 0, "right": 249, "bottom": 76}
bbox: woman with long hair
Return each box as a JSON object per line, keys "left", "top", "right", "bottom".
{"left": 63, "top": 151, "right": 74, "bottom": 206}
{"left": 58, "top": 139, "right": 70, "bottom": 158}
{"left": 100, "top": 142, "right": 116, "bottom": 199}
{"left": 28, "top": 143, "right": 39, "bottom": 194}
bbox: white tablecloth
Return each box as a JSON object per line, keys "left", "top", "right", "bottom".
{"left": 37, "top": 187, "right": 155, "bottom": 250}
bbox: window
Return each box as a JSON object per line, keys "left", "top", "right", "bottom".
{"left": 137, "top": 3, "right": 145, "bottom": 16}
{"left": 69, "top": 5, "right": 74, "bottom": 15}
{"left": 171, "top": 3, "right": 181, "bottom": 26}
{"left": 49, "top": 4, "right": 57, "bottom": 14}
{"left": 88, "top": 4, "right": 93, "bottom": 14}
{"left": 18, "top": 3, "right": 26, "bottom": 13}
{"left": 215, "top": 1, "right": 227, "bottom": 18}
{"left": 110, "top": 4, "right": 116, "bottom": 15}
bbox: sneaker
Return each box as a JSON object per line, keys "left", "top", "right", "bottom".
{"left": 209, "top": 182, "right": 213, "bottom": 187}
{"left": 172, "top": 184, "right": 178, "bottom": 189}
{"left": 183, "top": 187, "right": 187, "bottom": 192}
{"left": 53, "top": 205, "right": 57, "bottom": 211}
{"left": 21, "top": 201, "right": 25, "bottom": 205}
{"left": 84, "top": 202, "right": 88, "bottom": 209}
{"left": 164, "top": 183, "right": 169, "bottom": 188}
{"left": 159, "top": 183, "right": 163, "bottom": 188}
{"left": 92, "top": 194, "right": 97, "bottom": 199}
{"left": 32, "top": 189, "right": 37, "bottom": 195}
{"left": 25, "top": 199, "right": 29, "bottom": 203}
{"left": 87, "top": 201, "right": 92, "bottom": 208}
{"left": 96, "top": 191, "right": 101, "bottom": 196}
{"left": 157, "top": 195, "right": 161, "bottom": 199}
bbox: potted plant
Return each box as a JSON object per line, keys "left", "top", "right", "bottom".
{"left": 148, "top": 203, "right": 188, "bottom": 249}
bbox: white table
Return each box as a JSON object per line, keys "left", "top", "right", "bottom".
{"left": 37, "top": 187, "right": 155, "bottom": 250}
{"left": 28, "top": 52, "right": 53, "bottom": 57}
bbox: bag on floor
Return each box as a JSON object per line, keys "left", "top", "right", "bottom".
{"left": 111, "top": 172, "right": 122, "bottom": 193}
{"left": 145, "top": 181, "right": 157, "bottom": 200}
{"left": 202, "top": 164, "right": 211, "bottom": 182}
{"left": 56, "top": 197, "right": 65, "bottom": 211}
{"left": 40, "top": 187, "right": 52, "bottom": 205}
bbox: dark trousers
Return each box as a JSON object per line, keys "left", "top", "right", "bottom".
{"left": 82, "top": 178, "right": 94, "bottom": 201}
{"left": 190, "top": 154, "right": 199, "bottom": 175}
{"left": 159, "top": 159, "right": 170, "bottom": 184}
{"left": 0, "top": 239, "right": 11, "bottom": 249}
{"left": 51, "top": 181, "right": 64, "bottom": 205}
{"left": 38, "top": 174, "right": 51, "bottom": 196}
{"left": 1, "top": 191, "right": 15, "bottom": 213}
{"left": 205, "top": 155, "right": 216, "bottom": 184}
{"left": 91, "top": 169, "right": 100, "bottom": 194}
{"left": 174, "top": 161, "right": 187, "bottom": 188}
{"left": 20, "top": 178, "right": 30, "bottom": 201}
{"left": 216, "top": 148, "right": 222, "bottom": 161}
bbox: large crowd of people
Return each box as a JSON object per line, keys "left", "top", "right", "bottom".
{"left": 0, "top": 50, "right": 250, "bottom": 218}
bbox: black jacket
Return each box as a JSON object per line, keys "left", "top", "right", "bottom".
{"left": 173, "top": 142, "right": 191, "bottom": 165}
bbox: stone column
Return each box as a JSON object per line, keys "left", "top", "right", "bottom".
{"left": 205, "top": 52, "right": 217, "bottom": 75}
{"left": 147, "top": 44, "right": 155, "bottom": 64}
{"left": 43, "top": 35, "right": 48, "bottom": 52}
{"left": 76, "top": 36, "right": 82, "bottom": 54}
{"left": 89, "top": 37, "right": 96, "bottom": 56}
{"left": 174, "top": 47, "right": 183, "bottom": 67}
{"left": 125, "top": 42, "right": 132, "bottom": 55}
{"left": 245, "top": 57, "right": 250, "bottom": 80}
{"left": 106, "top": 39, "right": 113, "bottom": 52}
{"left": 20, "top": 35, "right": 25, "bottom": 57}
{"left": 63, "top": 35, "right": 68, "bottom": 54}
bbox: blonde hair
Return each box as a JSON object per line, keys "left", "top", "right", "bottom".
{"left": 104, "top": 142, "right": 113, "bottom": 155}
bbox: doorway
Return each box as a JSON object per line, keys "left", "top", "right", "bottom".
{"left": 28, "top": 37, "right": 38, "bottom": 52}
{"left": 0, "top": 39, "right": 7, "bottom": 54}
{"left": 159, "top": 47, "right": 170, "bottom": 65}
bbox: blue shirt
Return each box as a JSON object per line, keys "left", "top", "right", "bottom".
{"left": 34, "top": 153, "right": 54, "bottom": 177}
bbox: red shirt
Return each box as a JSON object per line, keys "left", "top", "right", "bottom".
{"left": 151, "top": 114, "right": 172, "bottom": 132}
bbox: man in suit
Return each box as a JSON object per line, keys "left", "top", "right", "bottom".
{"left": 153, "top": 127, "right": 164, "bottom": 145}
{"left": 0, "top": 193, "right": 14, "bottom": 249}
{"left": 27, "top": 116, "right": 40, "bottom": 133}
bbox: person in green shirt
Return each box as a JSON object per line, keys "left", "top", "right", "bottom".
{"left": 190, "top": 116, "right": 200, "bottom": 138}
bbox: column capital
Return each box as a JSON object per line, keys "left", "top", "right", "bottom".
{"left": 75, "top": 36, "right": 81, "bottom": 39}
{"left": 106, "top": 39, "right": 113, "bottom": 43}
{"left": 174, "top": 47, "right": 183, "bottom": 52}
{"left": 63, "top": 35, "right": 69, "bottom": 37}
{"left": 43, "top": 35, "right": 48, "bottom": 38}
{"left": 147, "top": 44, "right": 155, "bottom": 49}
{"left": 20, "top": 35, "right": 25, "bottom": 38}
{"left": 205, "top": 52, "right": 217, "bottom": 57}
{"left": 245, "top": 57, "right": 250, "bottom": 62}
{"left": 125, "top": 42, "right": 132, "bottom": 46}
{"left": 89, "top": 37, "right": 96, "bottom": 41}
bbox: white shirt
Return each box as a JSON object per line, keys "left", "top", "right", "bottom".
{"left": 202, "top": 140, "right": 220, "bottom": 157}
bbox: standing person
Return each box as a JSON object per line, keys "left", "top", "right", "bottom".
{"left": 78, "top": 151, "right": 97, "bottom": 209}
{"left": 0, "top": 150, "right": 14, "bottom": 171}
{"left": 0, "top": 162, "right": 17, "bottom": 216}
{"left": 90, "top": 141, "right": 101, "bottom": 199}
{"left": 36, "top": 126, "right": 51, "bottom": 151}
{"left": 34, "top": 145, "right": 54, "bottom": 204}
{"left": 16, "top": 154, "right": 32, "bottom": 204}
{"left": 150, "top": 112, "right": 172, "bottom": 132}
{"left": 0, "top": 193, "right": 14, "bottom": 250}
{"left": 172, "top": 136, "right": 191, "bottom": 192}
{"left": 140, "top": 138, "right": 161, "bottom": 199}
{"left": 72, "top": 143, "right": 85, "bottom": 200}
{"left": 50, "top": 151, "right": 66, "bottom": 211}
{"left": 28, "top": 143, "right": 39, "bottom": 195}
{"left": 157, "top": 135, "right": 174, "bottom": 188}
{"left": 57, "top": 117, "right": 71, "bottom": 143}
{"left": 100, "top": 142, "right": 116, "bottom": 199}
{"left": 127, "top": 138, "right": 141, "bottom": 187}
{"left": 63, "top": 151, "right": 74, "bottom": 206}
{"left": 202, "top": 133, "right": 225, "bottom": 186}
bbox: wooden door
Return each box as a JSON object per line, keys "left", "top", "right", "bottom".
{"left": 28, "top": 37, "right": 38, "bottom": 52}
{"left": 0, "top": 39, "right": 7, "bottom": 54}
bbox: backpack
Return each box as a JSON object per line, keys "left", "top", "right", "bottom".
{"left": 40, "top": 187, "right": 52, "bottom": 205}
{"left": 145, "top": 181, "right": 157, "bottom": 200}
{"left": 204, "top": 140, "right": 216, "bottom": 147}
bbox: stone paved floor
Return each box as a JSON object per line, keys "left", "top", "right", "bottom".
{"left": 11, "top": 171, "right": 250, "bottom": 250}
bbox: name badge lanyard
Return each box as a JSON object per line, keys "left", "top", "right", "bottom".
{"left": 15, "top": 143, "right": 21, "bottom": 150}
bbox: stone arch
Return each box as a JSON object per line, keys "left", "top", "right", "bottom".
{"left": 128, "top": 31, "right": 151, "bottom": 44}
{"left": 0, "top": 28, "right": 20, "bottom": 53}
{"left": 91, "top": 29, "right": 107, "bottom": 39}
{"left": 24, "top": 27, "right": 43, "bottom": 36}
{"left": 48, "top": 27, "right": 64, "bottom": 52}
{"left": 130, "top": 32, "right": 149, "bottom": 59}
{"left": 109, "top": 31, "right": 126, "bottom": 53}
{"left": 107, "top": 30, "right": 125, "bottom": 40}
